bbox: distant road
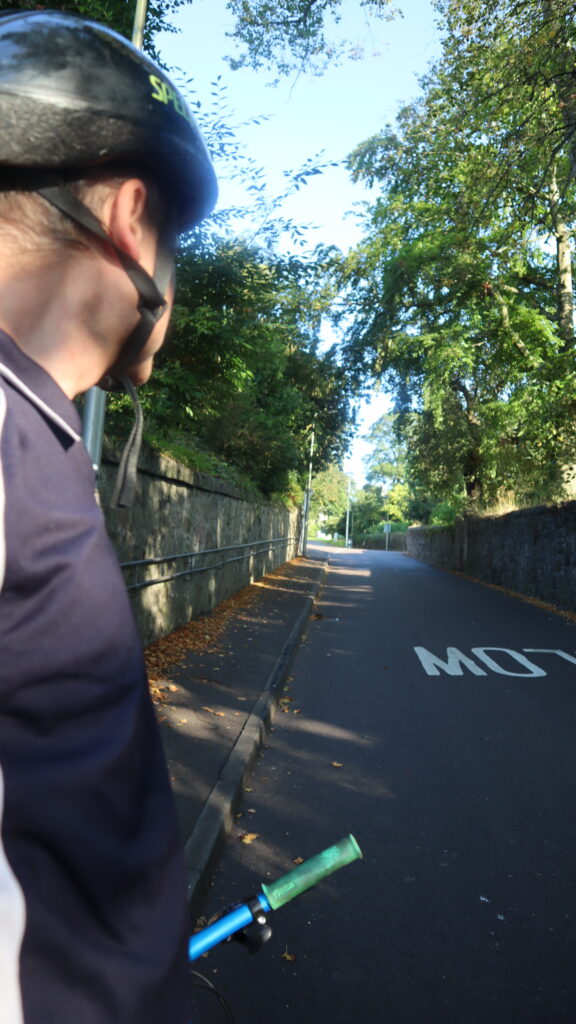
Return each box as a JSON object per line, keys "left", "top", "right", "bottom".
{"left": 193, "top": 546, "right": 576, "bottom": 1024}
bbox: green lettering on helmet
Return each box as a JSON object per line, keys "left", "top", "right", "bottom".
{"left": 149, "top": 74, "right": 193, "bottom": 124}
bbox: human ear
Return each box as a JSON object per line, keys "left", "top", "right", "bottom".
{"left": 103, "top": 179, "right": 151, "bottom": 265}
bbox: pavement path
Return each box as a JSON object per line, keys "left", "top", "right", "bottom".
{"left": 184, "top": 545, "right": 576, "bottom": 1024}
{"left": 153, "top": 552, "right": 326, "bottom": 908}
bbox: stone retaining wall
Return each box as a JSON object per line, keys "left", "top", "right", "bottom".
{"left": 100, "top": 447, "right": 301, "bottom": 646}
{"left": 360, "top": 532, "right": 408, "bottom": 552}
{"left": 407, "top": 502, "right": 576, "bottom": 612}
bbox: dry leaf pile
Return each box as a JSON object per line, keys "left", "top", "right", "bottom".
{"left": 144, "top": 585, "right": 263, "bottom": 702}
{"left": 144, "top": 558, "right": 313, "bottom": 707}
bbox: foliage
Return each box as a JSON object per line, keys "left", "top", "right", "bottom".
{"left": 173, "top": 72, "right": 340, "bottom": 252}
{"left": 107, "top": 241, "right": 353, "bottom": 497}
{"left": 348, "top": 484, "right": 383, "bottom": 535}
{"left": 309, "top": 463, "right": 352, "bottom": 533}
{"left": 362, "top": 414, "right": 447, "bottom": 523}
{"left": 129, "top": 74, "right": 354, "bottom": 501}
{"left": 224, "top": 0, "right": 397, "bottom": 79}
{"left": 364, "top": 412, "right": 406, "bottom": 487}
{"left": 337, "top": 0, "right": 576, "bottom": 516}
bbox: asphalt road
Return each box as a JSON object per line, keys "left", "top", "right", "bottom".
{"left": 190, "top": 546, "right": 576, "bottom": 1024}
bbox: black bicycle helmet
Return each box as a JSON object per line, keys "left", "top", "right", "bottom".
{"left": 0, "top": 9, "right": 218, "bottom": 230}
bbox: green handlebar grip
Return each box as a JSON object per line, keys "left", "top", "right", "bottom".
{"left": 261, "top": 834, "right": 362, "bottom": 911}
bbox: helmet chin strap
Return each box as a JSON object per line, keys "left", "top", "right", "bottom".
{"left": 35, "top": 181, "right": 176, "bottom": 508}
{"left": 107, "top": 374, "right": 144, "bottom": 509}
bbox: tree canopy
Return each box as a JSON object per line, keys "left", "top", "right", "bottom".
{"left": 115, "top": 239, "right": 354, "bottom": 498}
{"left": 224, "top": 0, "right": 396, "bottom": 78}
{"left": 337, "top": 0, "right": 576, "bottom": 516}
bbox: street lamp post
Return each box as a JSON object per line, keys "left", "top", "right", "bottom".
{"left": 345, "top": 476, "right": 351, "bottom": 548}
{"left": 300, "top": 422, "right": 315, "bottom": 555}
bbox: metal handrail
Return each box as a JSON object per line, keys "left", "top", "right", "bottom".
{"left": 120, "top": 536, "right": 294, "bottom": 570}
{"left": 122, "top": 536, "right": 296, "bottom": 592}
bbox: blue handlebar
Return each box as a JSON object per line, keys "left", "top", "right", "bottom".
{"left": 189, "top": 895, "right": 271, "bottom": 960}
{"left": 188, "top": 834, "right": 362, "bottom": 961}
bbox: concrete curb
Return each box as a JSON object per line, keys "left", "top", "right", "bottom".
{"left": 185, "top": 560, "right": 327, "bottom": 915}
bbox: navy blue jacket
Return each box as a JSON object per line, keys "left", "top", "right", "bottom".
{"left": 0, "top": 332, "right": 189, "bottom": 1022}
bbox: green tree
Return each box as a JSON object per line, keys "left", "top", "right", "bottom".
{"left": 224, "top": 0, "right": 396, "bottom": 78}
{"left": 364, "top": 412, "right": 406, "bottom": 487}
{"left": 309, "top": 464, "right": 351, "bottom": 533}
{"left": 107, "top": 240, "right": 353, "bottom": 495}
{"left": 350, "top": 484, "right": 383, "bottom": 535}
{"left": 338, "top": 0, "right": 576, "bottom": 513}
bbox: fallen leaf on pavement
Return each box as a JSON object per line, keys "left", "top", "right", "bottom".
{"left": 240, "top": 832, "right": 259, "bottom": 845}
{"left": 145, "top": 561, "right": 312, "bottom": 700}
{"left": 331, "top": 762, "right": 343, "bottom": 768}
{"left": 282, "top": 949, "right": 296, "bottom": 962}
{"left": 149, "top": 682, "right": 170, "bottom": 703}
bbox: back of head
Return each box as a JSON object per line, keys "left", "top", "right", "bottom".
{"left": 0, "top": 10, "right": 219, "bottom": 508}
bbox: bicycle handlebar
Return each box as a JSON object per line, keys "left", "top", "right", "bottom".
{"left": 188, "top": 834, "right": 362, "bottom": 961}
{"left": 261, "top": 833, "right": 362, "bottom": 909}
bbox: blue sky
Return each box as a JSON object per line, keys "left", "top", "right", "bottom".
{"left": 157, "top": 0, "right": 442, "bottom": 483}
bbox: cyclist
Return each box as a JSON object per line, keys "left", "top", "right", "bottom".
{"left": 0, "top": 11, "right": 217, "bottom": 1023}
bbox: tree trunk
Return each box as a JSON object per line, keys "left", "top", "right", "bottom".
{"left": 492, "top": 288, "right": 542, "bottom": 366}
{"left": 452, "top": 377, "right": 484, "bottom": 504}
{"left": 549, "top": 163, "right": 574, "bottom": 349}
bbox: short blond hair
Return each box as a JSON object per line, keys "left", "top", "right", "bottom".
{"left": 0, "top": 165, "right": 164, "bottom": 254}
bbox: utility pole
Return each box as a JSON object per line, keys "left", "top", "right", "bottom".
{"left": 81, "top": 0, "right": 149, "bottom": 475}
{"left": 132, "top": 0, "right": 148, "bottom": 48}
{"left": 345, "top": 476, "right": 351, "bottom": 548}
{"left": 300, "top": 421, "right": 316, "bottom": 555}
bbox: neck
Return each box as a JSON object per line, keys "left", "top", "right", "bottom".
{"left": 0, "top": 246, "right": 136, "bottom": 398}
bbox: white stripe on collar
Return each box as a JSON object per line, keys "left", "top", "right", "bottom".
{"left": 0, "top": 361, "right": 81, "bottom": 444}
